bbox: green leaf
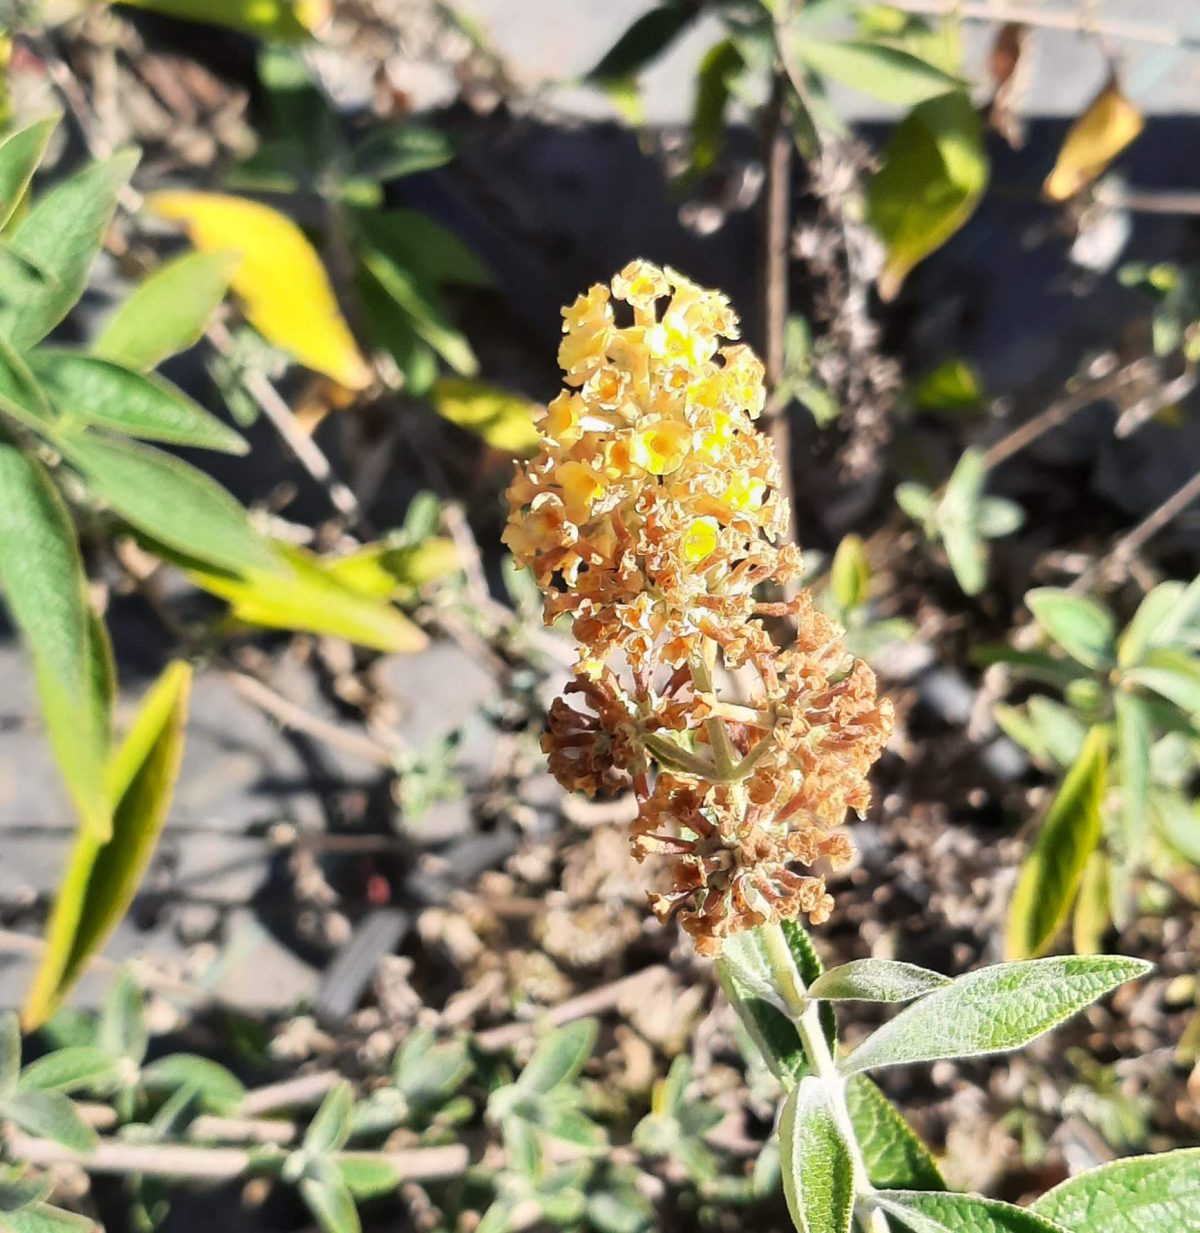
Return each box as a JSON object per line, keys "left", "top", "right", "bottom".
{"left": 845, "top": 1076, "right": 944, "bottom": 1191}
{"left": 1142, "top": 575, "right": 1200, "bottom": 649}
{"left": 140, "top": 1055, "right": 245, "bottom": 1114}
{"left": 3, "top": 1089, "right": 96, "bottom": 1152}
{"left": 690, "top": 40, "right": 741, "bottom": 176}
{"left": 99, "top": 970, "right": 147, "bottom": 1066}
{"left": 1072, "top": 851, "right": 1111, "bottom": 955}
{"left": 57, "top": 432, "right": 276, "bottom": 576}
{"left": 1117, "top": 582, "right": 1187, "bottom": 667}
{"left": 841, "top": 954, "right": 1151, "bottom": 1074}
{"left": 1027, "top": 589, "right": 1117, "bottom": 670}
{"left": 1031, "top": 1148, "right": 1200, "bottom": 1233}
{"left": 0, "top": 436, "right": 110, "bottom": 839}
{"left": 118, "top": 0, "right": 321, "bottom": 40}
{"left": 0, "top": 150, "right": 139, "bottom": 350}
{"left": 830, "top": 534, "right": 871, "bottom": 613}
{"left": 22, "top": 665, "right": 192, "bottom": 1030}
{"left": 868, "top": 90, "right": 987, "bottom": 300}
{"left": 586, "top": 3, "right": 697, "bottom": 82}
{"left": 1006, "top": 725, "right": 1109, "bottom": 960}
{"left": 93, "top": 250, "right": 238, "bottom": 372}
{"left": 895, "top": 482, "right": 934, "bottom": 524}
{"left": 877, "top": 1190, "right": 1067, "bottom": 1233}
{"left": 0, "top": 335, "right": 52, "bottom": 429}
{"left": 1125, "top": 647, "right": 1200, "bottom": 716}
{"left": 358, "top": 240, "right": 476, "bottom": 377}
{"left": 185, "top": 542, "right": 428, "bottom": 654}
{"left": 1114, "top": 692, "right": 1151, "bottom": 888}
{"left": 18, "top": 1047, "right": 117, "bottom": 1095}
{"left": 779, "top": 1077, "right": 854, "bottom": 1233}
{"left": 29, "top": 349, "right": 246, "bottom": 454}
{"left": 518, "top": 1019, "right": 596, "bottom": 1094}
{"left": 351, "top": 209, "right": 490, "bottom": 293}
{"left": 716, "top": 956, "right": 808, "bottom": 1090}
{"left": 938, "top": 447, "right": 987, "bottom": 595}
{"left": 0, "top": 1170, "right": 50, "bottom": 1213}
{"left": 3, "top": 1206, "right": 96, "bottom": 1233}
{"left": 351, "top": 125, "right": 453, "bottom": 181}
{"left": 809, "top": 960, "right": 951, "bottom": 1003}
{"left": 304, "top": 1081, "right": 355, "bottom": 1155}
{"left": 334, "top": 1156, "right": 400, "bottom": 1201}
{"left": 911, "top": 358, "right": 982, "bottom": 412}
{"left": 1026, "top": 697, "right": 1087, "bottom": 768}
{"left": 977, "top": 496, "right": 1024, "bottom": 539}
{"left": 785, "top": 38, "right": 963, "bottom": 107}
{"left": 0, "top": 117, "right": 58, "bottom": 231}
{"left": 0, "top": 1015, "right": 18, "bottom": 1096}
{"left": 299, "top": 1174, "right": 360, "bottom": 1233}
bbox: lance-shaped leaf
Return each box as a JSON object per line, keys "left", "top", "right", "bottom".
{"left": 94, "top": 249, "right": 239, "bottom": 372}
{"left": 840, "top": 955, "right": 1150, "bottom": 1075}
{"left": 2, "top": 1089, "right": 96, "bottom": 1152}
{"left": 22, "top": 663, "right": 192, "bottom": 1029}
{"left": 846, "top": 1075, "right": 944, "bottom": 1191}
{"left": 58, "top": 432, "right": 277, "bottom": 577}
{"left": 0, "top": 116, "right": 59, "bottom": 231}
{"left": 1030, "top": 1148, "right": 1200, "bottom": 1233}
{"left": 868, "top": 90, "right": 987, "bottom": 300}
{"left": 28, "top": 349, "right": 247, "bottom": 454}
{"left": 117, "top": 0, "right": 327, "bottom": 41}
{"left": 517, "top": 1019, "right": 597, "bottom": 1094}
{"left": 429, "top": 378, "right": 539, "bottom": 454}
{"left": 784, "top": 36, "right": 963, "bottom": 108}
{"left": 585, "top": 2, "right": 698, "bottom": 83}
{"left": 1027, "top": 588, "right": 1116, "bottom": 670}
{"left": 1044, "top": 78, "right": 1144, "bottom": 202}
{"left": 0, "top": 436, "right": 110, "bottom": 839}
{"left": 0, "top": 149, "right": 139, "bottom": 350}
{"left": 185, "top": 542, "right": 427, "bottom": 654}
{"left": 779, "top": 1077, "right": 854, "bottom": 1233}
{"left": 1006, "top": 725, "right": 1108, "bottom": 959}
{"left": 147, "top": 192, "right": 371, "bottom": 391}
{"left": 877, "top": 1190, "right": 1069, "bottom": 1233}
{"left": 809, "top": 960, "right": 951, "bottom": 1003}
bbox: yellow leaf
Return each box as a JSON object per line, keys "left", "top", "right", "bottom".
{"left": 23, "top": 662, "right": 192, "bottom": 1029}
{"left": 430, "top": 377, "right": 540, "bottom": 455}
{"left": 115, "top": 0, "right": 328, "bottom": 40}
{"left": 325, "top": 537, "right": 459, "bottom": 599}
{"left": 1043, "top": 79, "right": 1144, "bottom": 202}
{"left": 146, "top": 192, "right": 371, "bottom": 391}
{"left": 187, "top": 542, "right": 429, "bottom": 654}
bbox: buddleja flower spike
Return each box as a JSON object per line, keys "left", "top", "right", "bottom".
{"left": 506, "top": 260, "right": 893, "bottom": 955}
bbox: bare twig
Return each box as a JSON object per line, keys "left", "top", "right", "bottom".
{"left": 474, "top": 966, "right": 668, "bottom": 1052}
{"left": 6, "top": 1130, "right": 471, "bottom": 1184}
{"left": 1071, "top": 466, "right": 1200, "bottom": 593}
{"left": 979, "top": 354, "right": 1149, "bottom": 470}
{"left": 883, "top": 0, "right": 1200, "bottom": 52}
{"left": 759, "top": 72, "right": 796, "bottom": 545}
{"left": 206, "top": 320, "right": 366, "bottom": 529}
{"left": 240, "top": 1071, "right": 343, "bottom": 1117}
{"left": 224, "top": 669, "right": 398, "bottom": 769}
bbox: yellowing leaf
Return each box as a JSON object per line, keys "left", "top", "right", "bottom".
{"left": 1043, "top": 80, "right": 1144, "bottom": 202}
{"left": 115, "top": 0, "right": 328, "bottom": 40}
{"left": 325, "top": 537, "right": 459, "bottom": 599}
{"left": 430, "top": 378, "right": 540, "bottom": 454}
{"left": 146, "top": 192, "right": 371, "bottom": 391}
{"left": 868, "top": 90, "right": 987, "bottom": 301}
{"left": 23, "top": 662, "right": 192, "bottom": 1029}
{"left": 187, "top": 542, "right": 428, "bottom": 654}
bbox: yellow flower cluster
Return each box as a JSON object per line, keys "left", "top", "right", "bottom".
{"left": 506, "top": 261, "right": 892, "bottom": 955}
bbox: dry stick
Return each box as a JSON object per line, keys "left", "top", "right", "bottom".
{"left": 1070, "top": 464, "right": 1200, "bottom": 594}
{"left": 978, "top": 354, "right": 1150, "bottom": 471}
{"left": 8, "top": 1131, "right": 471, "bottom": 1185}
{"left": 759, "top": 71, "right": 796, "bottom": 545}
{"left": 474, "top": 965, "right": 668, "bottom": 1052}
{"left": 884, "top": 0, "right": 1200, "bottom": 51}
{"left": 205, "top": 321, "right": 366, "bottom": 530}
{"left": 223, "top": 669, "right": 398, "bottom": 769}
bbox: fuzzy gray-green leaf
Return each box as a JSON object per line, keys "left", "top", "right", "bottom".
{"left": 841, "top": 955, "right": 1150, "bottom": 1075}
{"left": 809, "top": 960, "right": 951, "bottom": 1003}
{"left": 780, "top": 1077, "right": 854, "bottom": 1233}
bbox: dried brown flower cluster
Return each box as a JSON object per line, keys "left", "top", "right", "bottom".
{"left": 505, "top": 261, "right": 893, "bottom": 955}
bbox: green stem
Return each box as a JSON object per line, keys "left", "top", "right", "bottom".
{"left": 760, "top": 923, "right": 890, "bottom": 1233}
